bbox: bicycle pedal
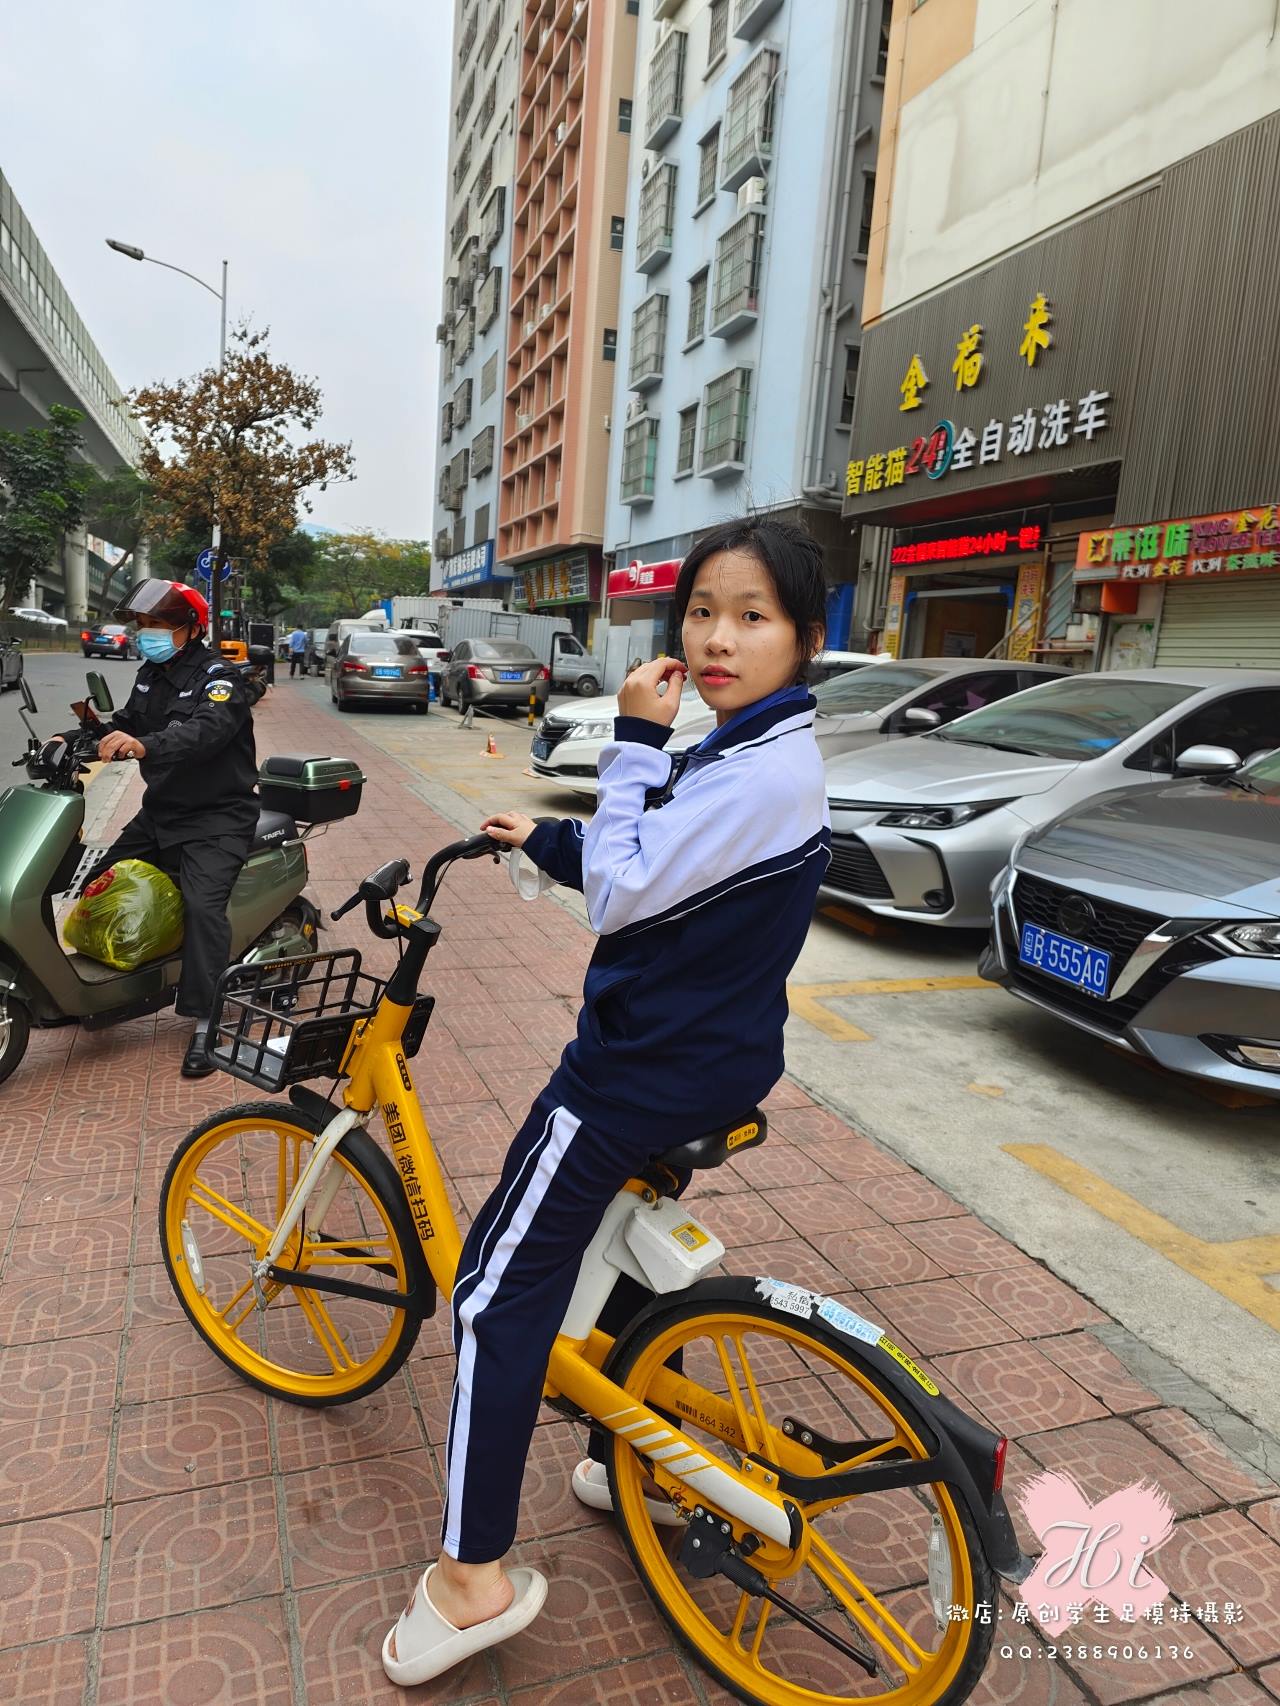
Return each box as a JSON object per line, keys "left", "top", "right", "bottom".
{"left": 678, "top": 1509, "right": 877, "bottom": 1678}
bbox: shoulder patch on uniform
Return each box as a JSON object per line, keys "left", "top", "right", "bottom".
{"left": 206, "top": 661, "right": 225, "bottom": 674}
{"left": 206, "top": 679, "right": 234, "bottom": 703}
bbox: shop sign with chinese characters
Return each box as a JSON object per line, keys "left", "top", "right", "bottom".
{"left": 521, "top": 551, "right": 591, "bottom": 606}
{"left": 1075, "top": 505, "right": 1280, "bottom": 583}
{"left": 891, "top": 525, "right": 1042, "bottom": 566}
{"left": 607, "top": 558, "right": 681, "bottom": 600}
{"left": 850, "top": 292, "right": 1110, "bottom": 499}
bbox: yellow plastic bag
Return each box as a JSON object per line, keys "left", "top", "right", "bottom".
{"left": 63, "top": 859, "right": 185, "bottom": 971}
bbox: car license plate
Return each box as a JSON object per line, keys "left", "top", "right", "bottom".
{"left": 531, "top": 737, "right": 551, "bottom": 759}
{"left": 499, "top": 670, "right": 524, "bottom": 681}
{"left": 372, "top": 666, "right": 400, "bottom": 678}
{"left": 1018, "top": 923, "right": 1110, "bottom": 997}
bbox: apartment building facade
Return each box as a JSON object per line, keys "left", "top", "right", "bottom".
{"left": 432, "top": 0, "right": 525, "bottom": 599}
{"left": 600, "top": 0, "right": 888, "bottom": 664}
{"left": 843, "top": 0, "right": 1280, "bottom": 671}
{"left": 495, "top": 0, "right": 638, "bottom": 642}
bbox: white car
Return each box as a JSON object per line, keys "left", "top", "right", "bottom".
{"left": 530, "top": 687, "right": 710, "bottom": 797}
{"left": 8, "top": 606, "right": 68, "bottom": 629}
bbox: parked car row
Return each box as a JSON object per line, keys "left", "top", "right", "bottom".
{"left": 527, "top": 657, "right": 1280, "bottom": 1100}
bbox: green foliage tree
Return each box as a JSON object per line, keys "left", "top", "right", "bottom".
{"left": 80, "top": 464, "right": 152, "bottom": 617}
{"left": 0, "top": 405, "right": 91, "bottom": 611}
{"left": 307, "top": 531, "right": 432, "bottom": 618}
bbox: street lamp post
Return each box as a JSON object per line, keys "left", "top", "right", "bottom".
{"left": 106, "top": 239, "right": 230, "bottom": 652}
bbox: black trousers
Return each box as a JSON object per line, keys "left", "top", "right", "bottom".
{"left": 86, "top": 817, "right": 252, "bottom": 1018}
{"left": 289, "top": 652, "right": 305, "bottom": 676}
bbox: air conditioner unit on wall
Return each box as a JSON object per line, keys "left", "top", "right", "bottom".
{"left": 737, "top": 176, "right": 767, "bottom": 211}
{"left": 626, "top": 396, "right": 647, "bottom": 423}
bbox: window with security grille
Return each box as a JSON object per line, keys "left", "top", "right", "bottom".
{"left": 700, "top": 368, "right": 751, "bottom": 471}
{"left": 456, "top": 70, "right": 475, "bottom": 130}
{"left": 646, "top": 29, "right": 688, "bottom": 145}
{"left": 453, "top": 515, "right": 467, "bottom": 553}
{"left": 478, "top": 267, "right": 502, "bottom": 331}
{"left": 721, "top": 47, "right": 779, "bottom": 187}
{"left": 686, "top": 269, "right": 709, "bottom": 344}
{"left": 676, "top": 404, "right": 698, "bottom": 475}
{"left": 628, "top": 293, "right": 668, "bottom": 388}
{"left": 471, "top": 425, "right": 495, "bottom": 476}
{"left": 455, "top": 308, "right": 476, "bottom": 362}
{"left": 707, "top": 0, "right": 729, "bottom": 68}
{"left": 451, "top": 447, "right": 470, "bottom": 490}
{"left": 621, "top": 416, "right": 659, "bottom": 502}
{"left": 712, "top": 209, "right": 765, "bottom": 332}
{"left": 473, "top": 503, "right": 490, "bottom": 546}
{"left": 636, "top": 162, "right": 678, "bottom": 269}
{"left": 480, "top": 352, "right": 498, "bottom": 402}
{"left": 441, "top": 401, "right": 453, "bottom": 444}
{"left": 453, "top": 136, "right": 472, "bottom": 195}
{"left": 697, "top": 127, "right": 720, "bottom": 206}
{"left": 478, "top": 76, "right": 498, "bottom": 131}
{"left": 481, "top": 186, "right": 505, "bottom": 251}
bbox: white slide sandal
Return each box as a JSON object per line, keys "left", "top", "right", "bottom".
{"left": 572, "top": 1457, "right": 683, "bottom": 1528}
{"left": 382, "top": 1562, "right": 547, "bottom": 1687}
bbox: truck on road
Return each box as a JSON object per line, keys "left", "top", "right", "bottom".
{"left": 388, "top": 597, "right": 601, "bottom": 696}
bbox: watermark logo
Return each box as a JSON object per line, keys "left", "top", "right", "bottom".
{"left": 1017, "top": 1472, "right": 1175, "bottom": 1636}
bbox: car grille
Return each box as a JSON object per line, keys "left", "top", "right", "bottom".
{"left": 1005, "top": 876, "right": 1222, "bottom": 1032}
{"left": 826, "top": 833, "right": 894, "bottom": 900}
{"left": 537, "top": 719, "right": 575, "bottom": 755}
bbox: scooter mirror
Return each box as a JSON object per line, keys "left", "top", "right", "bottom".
{"left": 19, "top": 677, "right": 37, "bottom": 716}
{"left": 86, "top": 671, "right": 115, "bottom": 715}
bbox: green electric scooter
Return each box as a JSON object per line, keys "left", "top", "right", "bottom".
{"left": 0, "top": 671, "right": 362, "bottom": 1087}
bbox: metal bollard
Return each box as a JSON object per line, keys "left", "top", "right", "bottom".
{"left": 528, "top": 686, "right": 538, "bottom": 728}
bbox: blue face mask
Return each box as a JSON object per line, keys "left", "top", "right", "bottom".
{"left": 136, "top": 629, "right": 180, "bottom": 664}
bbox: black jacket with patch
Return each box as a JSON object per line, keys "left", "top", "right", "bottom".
{"left": 100, "top": 640, "right": 259, "bottom": 844}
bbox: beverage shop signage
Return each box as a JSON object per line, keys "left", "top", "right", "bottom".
{"left": 1075, "top": 505, "right": 1280, "bottom": 583}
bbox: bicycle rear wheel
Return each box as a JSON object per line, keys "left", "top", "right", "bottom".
{"left": 159, "top": 1101, "right": 425, "bottom": 1405}
{"left": 604, "top": 1286, "right": 995, "bottom": 1706}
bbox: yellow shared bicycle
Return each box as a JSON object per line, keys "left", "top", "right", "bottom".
{"left": 159, "top": 834, "right": 1032, "bottom": 1706}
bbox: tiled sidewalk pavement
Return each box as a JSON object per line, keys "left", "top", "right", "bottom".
{"left": 1, "top": 687, "right": 1279, "bottom": 1706}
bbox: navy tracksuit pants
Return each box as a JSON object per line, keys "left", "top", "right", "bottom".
{"left": 442, "top": 1087, "right": 681, "bottom": 1563}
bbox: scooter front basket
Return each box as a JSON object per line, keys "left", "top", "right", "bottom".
{"left": 206, "top": 948, "right": 434, "bottom": 1093}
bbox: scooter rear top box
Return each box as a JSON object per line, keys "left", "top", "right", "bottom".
{"left": 258, "top": 755, "right": 364, "bottom": 823}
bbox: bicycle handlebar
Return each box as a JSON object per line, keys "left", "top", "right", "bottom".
{"left": 328, "top": 836, "right": 500, "bottom": 938}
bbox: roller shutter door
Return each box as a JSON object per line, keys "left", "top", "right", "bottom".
{"left": 1154, "top": 578, "right": 1280, "bottom": 668}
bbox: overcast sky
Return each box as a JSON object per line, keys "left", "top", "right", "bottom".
{"left": 0, "top": 0, "right": 448, "bottom": 540}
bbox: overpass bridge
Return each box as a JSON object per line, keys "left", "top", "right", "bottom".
{"left": 1, "top": 167, "right": 144, "bottom": 622}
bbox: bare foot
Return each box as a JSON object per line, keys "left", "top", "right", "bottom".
{"left": 428, "top": 1558, "right": 515, "bottom": 1631}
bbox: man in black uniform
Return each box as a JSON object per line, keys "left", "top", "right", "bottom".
{"left": 82, "top": 579, "right": 260, "bottom": 1078}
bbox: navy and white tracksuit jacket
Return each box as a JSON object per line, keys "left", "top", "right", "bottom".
{"left": 443, "top": 685, "right": 830, "bottom": 1561}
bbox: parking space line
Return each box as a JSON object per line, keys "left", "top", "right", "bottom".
{"left": 818, "top": 904, "right": 899, "bottom": 938}
{"left": 1004, "top": 1142, "right": 1280, "bottom": 1329}
{"left": 787, "top": 975, "right": 997, "bottom": 1043}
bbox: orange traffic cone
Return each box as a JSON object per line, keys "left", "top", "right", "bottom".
{"left": 481, "top": 732, "right": 503, "bottom": 759}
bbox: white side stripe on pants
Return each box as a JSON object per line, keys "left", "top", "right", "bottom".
{"left": 444, "top": 1104, "right": 582, "bottom": 1557}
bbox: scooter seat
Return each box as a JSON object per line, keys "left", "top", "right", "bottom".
{"left": 251, "top": 809, "right": 297, "bottom": 853}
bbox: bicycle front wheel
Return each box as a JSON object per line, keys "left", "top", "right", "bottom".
{"left": 604, "top": 1285, "right": 996, "bottom": 1706}
{"left": 159, "top": 1101, "right": 424, "bottom": 1405}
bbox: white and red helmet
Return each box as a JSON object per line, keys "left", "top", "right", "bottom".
{"left": 114, "top": 579, "right": 209, "bottom": 632}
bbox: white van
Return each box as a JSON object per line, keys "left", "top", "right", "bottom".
{"left": 325, "top": 610, "right": 389, "bottom": 671}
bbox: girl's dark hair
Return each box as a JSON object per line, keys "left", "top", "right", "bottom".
{"left": 674, "top": 515, "right": 828, "bottom": 680}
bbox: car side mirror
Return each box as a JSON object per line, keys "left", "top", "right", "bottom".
{"left": 86, "top": 671, "right": 114, "bottom": 714}
{"left": 1175, "top": 743, "right": 1241, "bottom": 776}
{"left": 903, "top": 706, "right": 941, "bottom": 730}
{"left": 20, "top": 677, "right": 37, "bottom": 715}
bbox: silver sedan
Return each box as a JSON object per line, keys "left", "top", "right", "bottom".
{"left": 821, "top": 668, "right": 1280, "bottom": 928}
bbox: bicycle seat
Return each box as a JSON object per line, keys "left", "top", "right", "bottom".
{"left": 657, "top": 1110, "right": 766, "bottom": 1171}
{"left": 251, "top": 809, "right": 297, "bottom": 853}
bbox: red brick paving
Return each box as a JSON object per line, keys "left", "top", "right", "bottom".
{"left": 1, "top": 686, "right": 1277, "bottom": 1705}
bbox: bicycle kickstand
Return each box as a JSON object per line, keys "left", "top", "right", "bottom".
{"left": 678, "top": 1507, "right": 878, "bottom": 1677}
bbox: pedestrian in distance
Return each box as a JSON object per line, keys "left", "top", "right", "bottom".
{"left": 64, "top": 580, "right": 261, "bottom": 1079}
{"left": 287, "top": 623, "right": 308, "bottom": 677}
{"left": 383, "top": 515, "right": 832, "bottom": 1685}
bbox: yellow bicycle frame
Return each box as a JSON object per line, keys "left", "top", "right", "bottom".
{"left": 337, "top": 994, "right": 806, "bottom": 1551}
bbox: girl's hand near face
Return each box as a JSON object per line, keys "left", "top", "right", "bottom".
{"left": 481, "top": 810, "right": 537, "bottom": 848}
{"left": 617, "top": 657, "right": 687, "bottom": 728}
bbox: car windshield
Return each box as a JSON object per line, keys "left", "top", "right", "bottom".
{"left": 933, "top": 676, "right": 1199, "bottom": 760}
{"left": 472, "top": 640, "right": 538, "bottom": 661}
{"left": 812, "top": 664, "right": 940, "bottom": 714}
{"left": 350, "top": 633, "right": 420, "bottom": 656}
{"left": 400, "top": 631, "right": 443, "bottom": 647}
{"left": 100, "top": 625, "right": 126, "bottom": 635}
{"left": 1238, "top": 748, "right": 1280, "bottom": 795}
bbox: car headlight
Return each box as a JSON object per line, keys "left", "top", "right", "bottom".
{"left": 565, "top": 719, "right": 614, "bottom": 741}
{"left": 1211, "top": 921, "right": 1280, "bottom": 956}
{"left": 877, "top": 800, "right": 1012, "bottom": 831}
